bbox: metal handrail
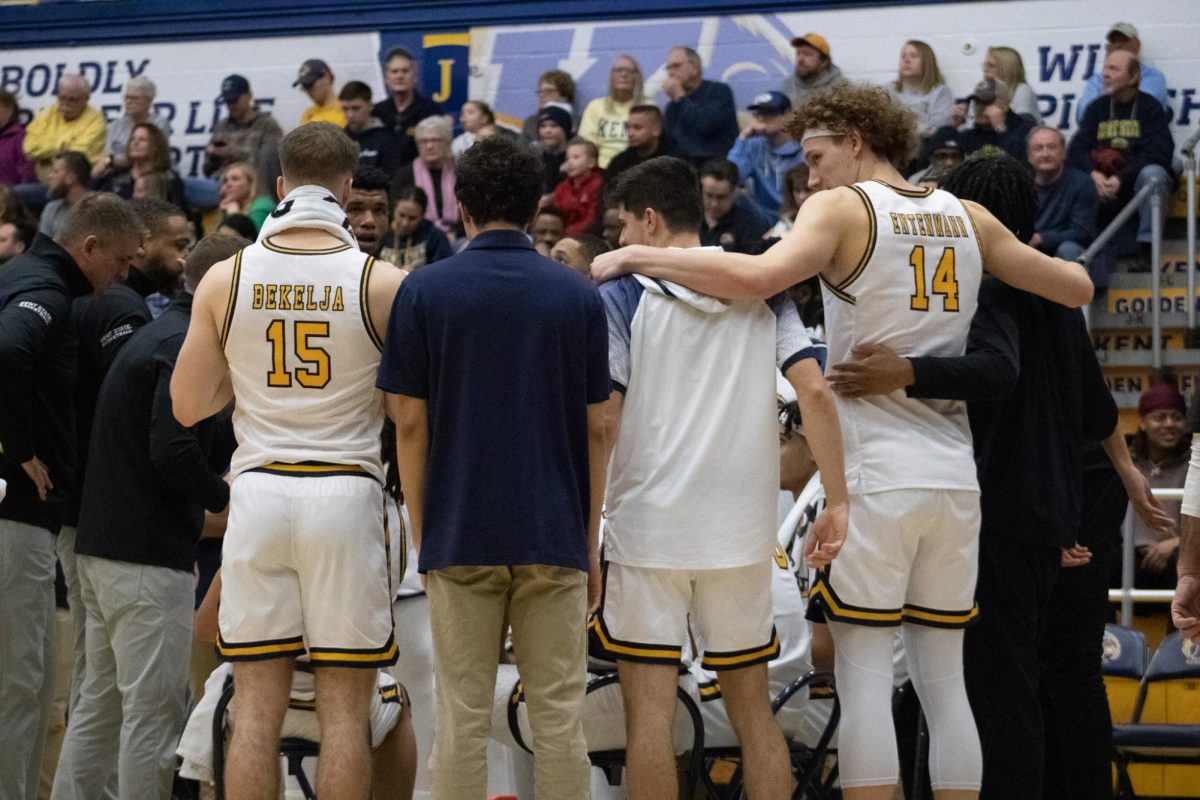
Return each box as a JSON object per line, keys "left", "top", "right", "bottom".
{"left": 1077, "top": 175, "right": 1166, "bottom": 368}
{"left": 1077, "top": 175, "right": 1166, "bottom": 267}
{"left": 1184, "top": 135, "right": 1197, "bottom": 332}
{"left": 1114, "top": 487, "right": 1184, "bottom": 625}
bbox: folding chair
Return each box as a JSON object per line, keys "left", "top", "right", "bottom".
{"left": 211, "top": 674, "right": 321, "bottom": 800}
{"left": 1103, "top": 624, "right": 1151, "bottom": 726}
{"left": 1112, "top": 631, "right": 1200, "bottom": 799}
{"left": 582, "top": 672, "right": 707, "bottom": 799}
{"left": 700, "top": 670, "right": 840, "bottom": 800}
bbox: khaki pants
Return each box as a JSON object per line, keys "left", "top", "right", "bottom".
{"left": 427, "top": 565, "right": 588, "bottom": 800}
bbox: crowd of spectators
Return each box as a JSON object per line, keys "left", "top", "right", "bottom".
{"left": 0, "top": 22, "right": 1180, "bottom": 269}
{"left": 0, "top": 19, "right": 1194, "bottom": 800}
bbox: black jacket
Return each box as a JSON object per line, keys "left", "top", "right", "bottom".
{"left": 347, "top": 121, "right": 404, "bottom": 179}
{"left": 604, "top": 136, "right": 681, "bottom": 188}
{"left": 372, "top": 92, "right": 443, "bottom": 167}
{"left": 75, "top": 293, "right": 229, "bottom": 571}
{"left": 0, "top": 234, "right": 93, "bottom": 533}
{"left": 65, "top": 268, "right": 156, "bottom": 525}
{"left": 909, "top": 278, "right": 1117, "bottom": 547}
{"left": 700, "top": 199, "right": 771, "bottom": 254}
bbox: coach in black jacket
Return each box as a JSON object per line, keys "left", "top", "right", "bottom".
{"left": 0, "top": 194, "right": 143, "bottom": 800}
{"left": 52, "top": 235, "right": 245, "bottom": 799}
{"left": 56, "top": 198, "right": 192, "bottom": 714}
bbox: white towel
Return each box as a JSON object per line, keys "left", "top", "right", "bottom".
{"left": 256, "top": 184, "right": 357, "bottom": 249}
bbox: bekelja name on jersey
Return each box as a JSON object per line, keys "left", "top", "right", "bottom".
{"left": 251, "top": 283, "right": 345, "bottom": 313}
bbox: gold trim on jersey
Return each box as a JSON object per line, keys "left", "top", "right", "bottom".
{"left": 819, "top": 184, "right": 878, "bottom": 305}
{"left": 248, "top": 461, "right": 372, "bottom": 478}
{"left": 261, "top": 237, "right": 354, "bottom": 256}
{"left": 589, "top": 615, "right": 683, "bottom": 665}
{"left": 961, "top": 202, "right": 983, "bottom": 250}
{"left": 308, "top": 633, "right": 399, "bottom": 668}
{"left": 698, "top": 679, "right": 723, "bottom": 702}
{"left": 216, "top": 632, "right": 306, "bottom": 661}
{"left": 873, "top": 180, "right": 934, "bottom": 198}
{"left": 901, "top": 602, "right": 979, "bottom": 628}
{"left": 361, "top": 256, "right": 383, "bottom": 351}
{"left": 220, "top": 250, "right": 243, "bottom": 350}
{"left": 699, "top": 627, "right": 781, "bottom": 670}
{"left": 808, "top": 573, "right": 903, "bottom": 626}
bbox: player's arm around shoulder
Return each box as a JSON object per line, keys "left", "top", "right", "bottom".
{"left": 172, "top": 256, "right": 236, "bottom": 428}
{"left": 965, "top": 199, "right": 1094, "bottom": 308}
{"left": 367, "top": 258, "right": 407, "bottom": 346}
{"left": 781, "top": 185, "right": 869, "bottom": 289}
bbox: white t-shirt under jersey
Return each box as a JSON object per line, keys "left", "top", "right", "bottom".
{"left": 599, "top": 259, "right": 822, "bottom": 570}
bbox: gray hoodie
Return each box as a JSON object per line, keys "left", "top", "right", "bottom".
{"left": 779, "top": 63, "right": 846, "bottom": 110}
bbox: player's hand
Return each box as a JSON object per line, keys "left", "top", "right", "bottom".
{"left": 1061, "top": 543, "right": 1092, "bottom": 568}
{"left": 1121, "top": 467, "right": 1176, "bottom": 534}
{"left": 21, "top": 457, "right": 52, "bottom": 501}
{"left": 805, "top": 501, "right": 847, "bottom": 570}
{"left": 1029, "top": 232, "right": 1043, "bottom": 249}
{"left": 1172, "top": 574, "right": 1200, "bottom": 643}
{"left": 1141, "top": 537, "right": 1179, "bottom": 573}
{"left": 828, "top": 343, "right": 914, "bottom": 398}
{"left": 591, "top": 245, "right": 649, "bottom": 284}
{"left": 587, "top": 552, "right": 602, "bottom": 614}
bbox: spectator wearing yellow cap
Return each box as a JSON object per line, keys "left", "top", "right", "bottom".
{"left": 1128, "top": 383, "right": 1190, "bottom": 589}
{"left": 779, "top": 33, "right": 845, "bottom": 110}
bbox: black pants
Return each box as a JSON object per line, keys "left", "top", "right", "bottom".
{"left": 1042, "top": 452, "right": 1126, "bottom": 800}
{"left": 964, "top": 531, "right": 1061, "bottom": 800}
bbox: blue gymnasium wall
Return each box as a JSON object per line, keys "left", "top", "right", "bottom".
{"left": 0, "top": 1, "right": 952, "bottom": 47}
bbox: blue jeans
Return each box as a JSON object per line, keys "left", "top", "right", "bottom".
{"left": 1054, "top": 241, "right": 1085, "bottom": 262}
{"left": 1135, "top": 163, "right": 1172, "bottom": 244}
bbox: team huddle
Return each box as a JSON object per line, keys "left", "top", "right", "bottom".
{"left": 168, "top": 82, "right": 1094, "bottom": 800}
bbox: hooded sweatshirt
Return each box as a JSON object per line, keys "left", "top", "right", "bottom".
{"left": 779, "top": 63, "right": 846, "bottom": 110}
{"left": 598, "top": 266, "right": 821, "bottom": 569}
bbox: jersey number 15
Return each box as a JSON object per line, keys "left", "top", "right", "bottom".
{"left": 908, "top": 245, "right": 959, "bottom": 312}
{"left": 266, "top": 319, "right": 331, "bottom": 389}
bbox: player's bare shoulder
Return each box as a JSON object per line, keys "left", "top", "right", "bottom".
{"left": 366, "top": 257, "right": 407, "bottom": 344}
{"left": 193, "top": 253, "right": 240, "bottom": 332}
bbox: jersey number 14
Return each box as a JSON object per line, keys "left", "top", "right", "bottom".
{"left": 265, "top": 319, "right": 331, "bottom": 389}
{"left": 908, "top": 245, "right": 959, "bottom": 312}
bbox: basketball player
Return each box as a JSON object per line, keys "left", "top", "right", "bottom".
{"left": 592, "top": 84, "right": 1094, "bottom": 800}
{"left": 171, "top": 122, "right": 404, "bottom": 800}
{"left": 594, "top": 156, "right": 847, "bottom": 800}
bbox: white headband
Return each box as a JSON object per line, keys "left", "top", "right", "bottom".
{"left": 800, "top": 128, "right": 844, "bottom": 144}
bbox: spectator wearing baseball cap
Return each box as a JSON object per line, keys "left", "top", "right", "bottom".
{"left": 727, "top": 90, "right": 803, "bottom": 216}
{"left": 1128, "top": 383, "right": 1190, "bottom": 590}
{"left": 780, "top": 32, "right": 845, "bottom": 110}
{"left": 534, "top": 105, "right": 572, "bottom": 195}
{"left": 295, "top": 58, "right": 346, "bottom": 128}
{"left": 913, "top": 127, "right": 965, "bottom": 182}
{"left": 202, "top": 73, "right": 283, "bottom": 192}
{"left": 933, "top": 78, "right": 1033, "bottom": 163}
{"left": 1077, "top": 22, "right": 1169, "bottom": 123}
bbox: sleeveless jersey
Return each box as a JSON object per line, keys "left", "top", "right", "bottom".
{"left": 821, "top": 180, "right": 983, "bottom": 494}
{"left": 222, "top": 238, "right": 385, "bottom": 479}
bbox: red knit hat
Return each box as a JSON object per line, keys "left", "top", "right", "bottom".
{"left": 1137, "top": 384, "right": 1186, "bottom": 416}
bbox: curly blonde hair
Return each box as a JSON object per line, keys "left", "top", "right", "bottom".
{"left": 789, "top": 82, "right": 920, "bottom": 166}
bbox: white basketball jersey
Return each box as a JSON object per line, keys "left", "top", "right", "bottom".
{"left": 222, "top": 238, "right": 385, "bottom": 479}
{"left": 821, "top": 181, "right": 983, "bottom": 494}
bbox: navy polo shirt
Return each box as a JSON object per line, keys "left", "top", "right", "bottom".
{"left": 377, "top": 228, "right": 610, "bottom": 573}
